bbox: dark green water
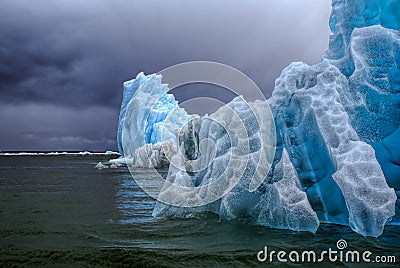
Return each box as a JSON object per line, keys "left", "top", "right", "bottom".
{"left": 0, "top": 156, "right": 399, "bottom": 267}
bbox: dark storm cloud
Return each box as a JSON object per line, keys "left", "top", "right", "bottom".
{"left": 0, "top": 0, "right": 331, "bottom": 151}
{"left": 0, "top": 104, "right": 118, "bottom": 151}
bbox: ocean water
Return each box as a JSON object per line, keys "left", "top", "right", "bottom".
{"left": 0, "top": 155, "right": 399, "bottom": 267}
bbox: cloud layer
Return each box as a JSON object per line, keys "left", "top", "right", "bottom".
{"left": 0, "top": 0, "right": 331, "bottom": 151}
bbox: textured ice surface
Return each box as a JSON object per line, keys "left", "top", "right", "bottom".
{"left": 325, "top": 0, "right": 400, "bottom": 228}
{"left": 270, "top": 61, "right": 350, "bottom": 226}
{"left": 255, "top": 149, "right": 319, "bottom": 232}
{"left": 341, "top": 26, "right": 400, "bottom": 225}
{"left": 270, "top": 60, "right": 396, "bottom": 236}
{"left": 325, "top": 0, "right": 400, "bottom": 76}
{"left": 338, "top": 26, "right": 400, "bottom": 142}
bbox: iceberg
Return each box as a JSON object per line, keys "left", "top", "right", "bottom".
{"left": 116, "top": 0, "right": 399, "bottom": 236}
{"left": 94, "top": 162, "right": 108, "bottom": 170}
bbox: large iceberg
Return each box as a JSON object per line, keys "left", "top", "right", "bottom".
{"left": 116, "top": 0, "right": 399, "bottom": 237}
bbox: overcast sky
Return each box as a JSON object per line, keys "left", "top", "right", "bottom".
{"left": 0, "top": 0, "right": 332, "bottom": 152}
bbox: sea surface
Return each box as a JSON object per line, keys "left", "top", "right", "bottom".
{"left": 0, "top": 155, "right": 399, "bottom": 267}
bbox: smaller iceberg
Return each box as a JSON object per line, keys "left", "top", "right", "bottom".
{"left": 94, "top": 162, "right": 108, "bottom": 170}
{"left": 116, "top": 72, "right": 190, "bottom": 163}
